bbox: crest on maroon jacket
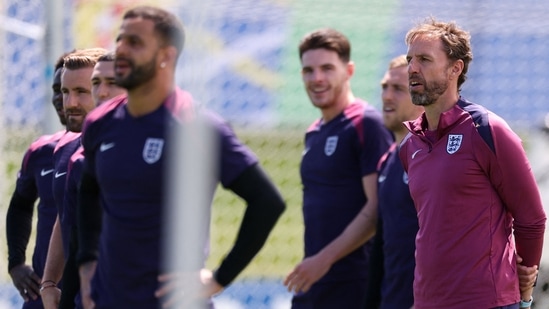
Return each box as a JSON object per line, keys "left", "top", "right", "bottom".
{"left": 447, "top": 134, "right": 463, "bottom": 154}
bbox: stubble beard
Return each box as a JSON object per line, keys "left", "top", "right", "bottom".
{"left": 115, "top": 54, "right": 158, "bottom": 90}
{"left": 66, "top": 117, "right": 83, "bottom": 133}
{"left": 411, "top": 79, "right": 448, "bottom": 107}
{"left": 309, "top": 82, "right": 344, "bottom": 110}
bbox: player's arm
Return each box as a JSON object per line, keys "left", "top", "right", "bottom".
{"left": 365, "top": 214, "right": 384, "bottom": 308}
{"left": 41, "top": 216, "right": 64, "bottom": 309}
{"left": 486, "top": 121, "right": 546, "bottom": 304}
{"left": 58, "top": 167, "right": 83, "bottom": 307}
{"left": 58, "top": 227, "right": 81, "bottom": 307}
{"left": 155, "top": 163, "right": 286, "bottom": 307}
{"left": 285, "top": 173, "right": 378, "bottom": 293}
{"left": 76, "top": 169, "right": 102, "bottom": 309}
{"left": 6, "top": 190, "right": 41, "bottom": 301}
{"left": 213, "top": 163, "right": 286, "bottom": 286}
{"left": 486, "top": 122, "right": 546, "bottom": 266}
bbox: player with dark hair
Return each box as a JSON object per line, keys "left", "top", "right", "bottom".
{"left": 284, "top": 28, "right": 392, "bottom": 308}
{"left": 40, "top": 48, "right": 108, "bottom": 309}
{"left": 400, "top": 17, "right": 546, "bottom": 309}
{"left": 5, "top": 51, "right": 71, "bottom": 309}
{"left": 76, "top": 5, "right": 285, "bottom": 308}
{"left": 91, "top": 52, "right": 125, "bottom": 105}
{"left": 51, "top": 53, "right": 70, "bottom": 127}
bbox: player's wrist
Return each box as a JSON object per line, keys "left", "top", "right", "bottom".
{"left": 39, "top": 280, "right": 57, "bottom": 294}
{"left": 519, "top": 295, "right": 533, "bottom": 308}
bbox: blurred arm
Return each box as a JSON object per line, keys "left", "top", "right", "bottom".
{"left": 213, "top": 164, "right": 286, "bottom": 286}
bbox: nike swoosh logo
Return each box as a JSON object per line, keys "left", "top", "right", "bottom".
{"left": 100, "top": 142, "right": 115, "bottom": 152}
{"left": 412, "top": 149, "right": 422, "bottom": 159}
{"left": 54, "top": 171, "right": 67, "bottom": 178}
{"left": 40, "top": 169, "right": 54, "bottom": 177}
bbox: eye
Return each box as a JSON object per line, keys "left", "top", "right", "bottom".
{"left": 128, "top": 37, "right": 140, "bottom": 47}
{"left": 321, "top": 65, "right": 334, "bottom": 72}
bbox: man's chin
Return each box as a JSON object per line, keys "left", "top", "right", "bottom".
{"left": 67, "top": 118, "right": 84, "bottom": 133}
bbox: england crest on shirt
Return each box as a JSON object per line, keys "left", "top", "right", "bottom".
{"left": 143, "top": 138, "right": 164, "bottom": 164}
{"left": 446, "top": 134, "right": 463, "bottom": 154}
{"left": 325, "top": 136, "right": 338, "bottom": 156}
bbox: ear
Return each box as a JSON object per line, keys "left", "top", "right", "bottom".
{"left": 347, "top": 61, "right": 355, "bottom": 78}
{"left": 450, "top": 59, "right": 464, "bottom": 78}
{"left": 159, "top": 46, "right": 178, "bottom": 68}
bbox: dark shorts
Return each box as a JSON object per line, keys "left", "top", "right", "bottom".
{"left": 291, "top": 279, "right": 368, "bottom": 309}
{"left": 22, "top": 297, "right": 44, "bottom": 309}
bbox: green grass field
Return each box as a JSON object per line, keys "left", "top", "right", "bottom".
{"left": 206, "top": 127, "right": 306, "bottom": 280}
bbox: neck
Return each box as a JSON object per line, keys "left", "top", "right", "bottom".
{"left": 321, "top": 91, "right": 355, "bottom": 123}
{"left": 126, "top": 74, "right": 174, "bottom": 117}
{"left": 423, "top": 91, "right": 459, "bottom": 131}
{"left": 394, "top": 130, "right": 407, "bottom": 144}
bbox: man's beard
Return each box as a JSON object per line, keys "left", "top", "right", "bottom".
{"left": 411, "top": 78, "right": 448, "bottom": 106}
{"left": 115, "top": 55, "right": 157, "bottom": 90}
{"left": 66, "top": 113, "right": 85, "bottom": 132}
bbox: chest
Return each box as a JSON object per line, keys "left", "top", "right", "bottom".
{"left": 301, "top": 121, "right": 362, "bottom": 180}
{"left": 92, "top": 116, "right": 170, "bottom": 196}
{"left": 27, "top": 146, "right": 56, "bottom": 197}
{"left": 405, "top": 130, "right": 493, "bottom": 208}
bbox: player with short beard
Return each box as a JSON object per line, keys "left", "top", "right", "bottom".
{"left": 40, "top": 48, "right": 108, "bottom": 309}
{"left": 54, "top": 51, "right": 127, "bottom": 309}
{"left": 75, "top": 6, "right": 285, "bottom": 309}
{"left": 400, "top": 17, "right": 545, "bottom": 309}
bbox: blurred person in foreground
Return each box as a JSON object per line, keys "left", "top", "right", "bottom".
{"left": 75, "top": 5, "right": 285, "bottom": 309}
{"left": 5, "top": 52, "right": 70, "bottom": 308}
{"left": 40, "top": 48, "right": 108, "bottom": 309}
{"left": 399, "top": 17, "right": 546, "bottom": 309}
{"left": 284, "top": 28, "right": 393, "bottom": 308}
{"left": 365, "top": 54, "right": 423, "bottom": 309}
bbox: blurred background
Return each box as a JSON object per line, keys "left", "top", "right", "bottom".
{"left": 1, "top": 0, "right": 548, "bottom": 308}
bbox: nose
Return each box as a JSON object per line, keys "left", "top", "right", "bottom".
{"left": 64, "top": 93, "right": 78, "bottom": 108}
{"left": 381, "top": 88, "right": 392, "bottom": 103}
{"left": 408, "top": 58, "right": 418, "bottom": 74}
{"left": 98, "top": 83, "right": 109, "bottom": 99}
{"left": 115, "top": 40, "right": 128, "bottom": 59}
{"left": 308, "top": 69, "right": 323, "bottom": 83}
